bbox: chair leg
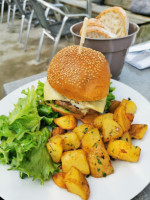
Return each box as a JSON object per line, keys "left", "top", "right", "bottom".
{"left": 49, "top": 15, "right": 68, "bottom": 61}
{"left": 11, "top": 4, "right": 16, "bottom": 32}
{"left": 0, "top": 0, "right": 5, "bottom": 23}
{"left": 36, "top": 29, "right": 45, "bottom": 62}
{"left": 7, "top": 4, "right": 11, "bottom": 28}
{"left": 24, "top": 10, "right": 34, "bottom": 51}
{"left": 18, "top": 15, "right": 25, "bottom": 42}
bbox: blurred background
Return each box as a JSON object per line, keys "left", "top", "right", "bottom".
{"left": 0, "top": 0, "right": 150, "bottom": 99}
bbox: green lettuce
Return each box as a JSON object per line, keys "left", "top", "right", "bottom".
{"left": 0, "top": 81, "right": 59, "bottom": 184}
{"left": 105, "top": 82, "right": 115, "bottom": 111}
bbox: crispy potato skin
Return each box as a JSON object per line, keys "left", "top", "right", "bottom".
{"left": 102, "top": 119, "right": 123, "bottom": 143}
{"left": 87, "top": 141, "right": 114, "bottom": 178}
{"left": 61, "top": 132, "right": 80, "bottom": 151}
{"left": 73, "top": 124, "right": 93, "bottom": 141}
{"left": 129, "top": 124, "right": 148, "bottom": 139}
{"left": 82, "top": 128, "right": 103, "bottom": 153}
{"left": 46, "top": 135, "right": 63, "bottom": 163}
{"left": 108, "top": 100, "right": 121, "bottom": 113}
{"left": 54, "top": 115, "right": 77, "bottom": 130}
{"left": 61, "top": 149, "right": 90, "bottom": 175}
{"left": 53, "top": 172, "right": 67, "bottom": 189}
{"left": 107, "top": 140, "right": 141, "bottom": 162}
{"left": 94, "top": 113, "right": 113, "bottom": 130}
{"left": 126, "top": 113, "right": 134, "bottom": 123}
{"left": 113, "top": 105, "right": 131, "bottom": 132}
{"left": 52, "top": 127, "right": 65, "bottom": 136}
{"left": 64, "top": 167, "right": 90, "bottom": 200}
{"left": 80, "top": 113, "right": 99, "bottom": 125}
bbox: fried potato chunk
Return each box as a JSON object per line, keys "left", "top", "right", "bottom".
{"left": 113, "top": 105, "right": 131, "bottom": 132}
{"left": 61, "top": 132, "right": 80, "bottom": 151}
{"left": 87, "top": 141, "right": 114, "bottom": 178}
{"left": 108, "top": 100, "right": 121, "bottom": 113}
{"left": 82, "top": 128, "right": 103, "bottom": 153}
{"left": 102, "top": 119, "right": 123, "bottom": 143}
{"left": 52, "top": 127, "right": 65, "bottom": 136}
{"left": 120, "top": 131, "right": 132, "bottom": 144}
{"left": 46, "top": 135, "right": 63, "bottom": 163}
{"left": 80, "top": 113, "right": 99, "bottom": 125}
{"left": 53, "top": 172, "right": 67, "bottom": 189}
{"left": 73, "top": 124, "right": 93, "bottom": 141}
{"left": 61, "top": 149, "right": 90, "bottom": 175}
{"left": 94, "top": 113, "right": 113, "bottom": 130}
{"left": 54, "top": 115, "right": 77, "bottom": 130}
{"left": 107, "top": 140, "right": 141, "bottom": 162}
{"left": 129, "top": 124, "right": 148, "bottom": 139}
{"left": 64, "top": 167, "right": 90, "bottom": 200}
{"left": 121, "top": 99, "right": 137, "bottom": 114}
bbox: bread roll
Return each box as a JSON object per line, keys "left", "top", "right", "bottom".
{"left": 96, "top": 6, "right": 129, "bottom": 37}
{"left": 81, "top": 26, "right": 117, "bottom": 39}
{"left": 80, "top": 18, "right": 117, "bottom": 39}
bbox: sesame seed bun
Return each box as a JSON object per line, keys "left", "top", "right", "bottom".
{"left": 47, "top": 45, "right": 110, "bottom": 101}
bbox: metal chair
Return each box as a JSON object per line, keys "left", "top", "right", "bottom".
{"left": 5, "top": 0, "right": 17, "bottom": 31}
{"left": 30, "top": 0, "right": 90, "bottom": 62}
{"left": 15, "top": 0, "right": 35, "bottom": 51}
{"left": 0, "top": 0, "right": 5, "bottom": 23}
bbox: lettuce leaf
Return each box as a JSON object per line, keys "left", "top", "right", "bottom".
{"left": 0, "top": 82, "right": 59, "bottom": 184}
{"left": 105, "top": 82, "right": 115, "bottom": 111}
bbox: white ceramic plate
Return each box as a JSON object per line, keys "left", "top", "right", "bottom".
{"left": 0, "top": 78, "right": 150, "bottom": 200}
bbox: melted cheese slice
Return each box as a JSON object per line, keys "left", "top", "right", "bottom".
{"left": 44, "top": 80, "right": 106, "bottom": 113}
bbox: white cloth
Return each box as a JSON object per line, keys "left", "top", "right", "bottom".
{"left": 125, "top": 41, "right": 150, "bottom": 70}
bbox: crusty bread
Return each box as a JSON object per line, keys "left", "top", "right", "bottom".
{"left": 47, "top": 45, "right": 110, "bottom": 101}
{"left": 80, "top": 18, "right": 106, "bottom": 34}
{"left": 80, "top": 18, "right": 117, "bottom": 39}
{"left": 96, "top": 6, "right": 129, "bottom": 37}
{"left": 81, "top": 26, "right": 117, "bottom": 39}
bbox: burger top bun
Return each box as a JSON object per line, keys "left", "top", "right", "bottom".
{"left": 47, "top": 45, "right": 110, "bottom": 101}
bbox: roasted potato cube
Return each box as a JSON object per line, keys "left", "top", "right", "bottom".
{"left": 61, "top": 132, "right": 80, "bottom": 151}
{"left": 126, "top": 113, "right": 134, "bottom": 123}
{"left": 54, "top": 115, "right": 77, "bottom": 130}
{"left": 52, "top": 127, "right": 65, "bottom": 136}
{"left": 129, "top": 124, "right": 148, "bottom": 139}
{"left": 120, "top": 131, "right": 132, "bottom": 144}
{"left": 107, "top": 140, "right": 141, "bottom": 162}
{"left": 87, "top": 141, "right": 114, "bottom": 178}
{"left": 46, "top": 135, "right": 63, "bottom": 163}
{"left": 53, "top": 172, "right": 67, "bottom": 189}
{"left": 80, "top": 112, "right": 99, "bottom": 125}
{"left": 73, "top": 124, "right": 93, "bottom": 141}
{"left": 61, "top": 149, "right": 90, "bottom": 175}
{"left": 94, "top": 113, "right": 113, "bottom": 130}
{"left": 82, "top": 128, "right": 103, "bottom": 153}
{"left": 113, "top": 105, "right": 131, "bottom": 132}
{"left": 121, "top": 99, "right": 137, "bottom": 114}
{"left": 108, "top": 100, "right": 121, "bottom": 113}
{"left": 64, "top": 167, "right": 90, "bottom": 200}
{"left": 102, "top": 119, "right": 123, "bottom": 143}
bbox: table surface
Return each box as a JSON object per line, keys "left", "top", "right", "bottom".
{"left": 2, "top": 62, "right": 150, "bottom": 200}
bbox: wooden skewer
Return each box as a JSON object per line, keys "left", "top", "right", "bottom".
{"left": 78, "top": 17, "right": 88, "bottom": 54}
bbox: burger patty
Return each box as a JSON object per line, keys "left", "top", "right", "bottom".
{"left": 55, "top": 100, "right": 97, "bottom": 115}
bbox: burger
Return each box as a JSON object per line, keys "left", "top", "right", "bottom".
{"left": 44, "top": 45, "right": 110, "bottom": 119}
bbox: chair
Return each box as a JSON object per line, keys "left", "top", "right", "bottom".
{"left": 14, "top": 0, "right": 35, "bottom": 51}
{"left": 0, "top": 0, "right": 5, "bottom": 23}
{"left": 5, "top": 0, "right": 17, "bottom": 31}
{"left": 30, "top": 0, "right": 90, "bottom": 62}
